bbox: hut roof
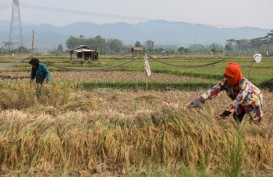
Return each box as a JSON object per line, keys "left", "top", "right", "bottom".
{"left": 75, "top": 48, "right": 94, "bottom": 52}
{"left": 67, "top": 45, "right": 91, "bottom": 52}
{"left": 131, "top": 47, "right": 143, "bottom": 51}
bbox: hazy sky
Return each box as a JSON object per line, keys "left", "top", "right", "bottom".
{"left": 0, "top": 0, "right": 272, "bottom": 29}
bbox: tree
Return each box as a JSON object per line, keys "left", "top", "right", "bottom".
{"left": 66, "top": 36, "right": 80, "bottom": 49}
{"left": 88, "top": 35, "right": 107, "bottom": 53}
{"left": 177, "top": 47, "right": 190, "bottom": 54}
{"left": 188, "top": 44, "right": 209, "bottom": 54}
{"left": 225, "top": 30, "right": 273, "bottom": 56}
{"left": 17, "top": 46, "right": 30, "bottom": 53}
{"left": 177, "top": 47, "right": 185, "bottom": 54}
{"left": 134, "top": 41, "right": 142, "bottom": 47}
{"left": 49, "top": 44, "right": 64, "bottom": 55}
{"left": 107, "top": 39, "right": 123, "bottom": 54}
{"left": 225, "top": 39, "right": 237, "bottom": 56}
{"left": 210, "top": 43, "right": 224, "bottom": 55}
{"left": 184, "top": 48, "right": 190, "bottom": 54}
{"left": 57, "top": 44, "right": 64, "bottom": 53}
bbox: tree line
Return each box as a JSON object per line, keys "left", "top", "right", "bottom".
{"left": 58, "top": 30, "right": 273, "bottom": 56}
{"left": 1, "top": 30, "right": 272, "bottom": 56}
{"left": 225, "top": 30, "right": 273, "bottom": 56}
{"left": 65, "top": 35, "right": 129, "bottom": 55}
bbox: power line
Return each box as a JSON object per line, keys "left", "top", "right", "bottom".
{"left": 2, "top": 2, "right": 262, "bottom": 29}
{"left": 20, "top": 3, "right": 150, "bottom": 22}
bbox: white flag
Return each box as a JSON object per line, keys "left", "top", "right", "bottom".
{"left": 144, "top": 54, "right": 151, "bottom": 77}
{"left": 253, "top": 53, "right": 262, "bottom": 63}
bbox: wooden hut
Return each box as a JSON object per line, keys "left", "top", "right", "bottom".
{"left": 68, "top": 45, "right": 99, "bottom": 60}
{"left": 131, "top": 47, "right": 143, "bottom": 57}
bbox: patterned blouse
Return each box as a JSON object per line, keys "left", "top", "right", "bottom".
{"left": 199, "top": 77, "right": 263, "bottom": 121}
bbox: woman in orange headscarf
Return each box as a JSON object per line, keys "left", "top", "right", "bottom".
{"left": 187, "top": 62, "right": 263, "bottom": 125}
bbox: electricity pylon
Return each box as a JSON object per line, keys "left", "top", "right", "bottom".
{"left": 8, "top": 0, "right": 23, "bottom": 50}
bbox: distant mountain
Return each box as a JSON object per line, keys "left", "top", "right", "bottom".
{"left": 0, "top": 20, "right": 270, "bottom": 52}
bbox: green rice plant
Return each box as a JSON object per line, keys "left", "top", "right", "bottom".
{"left": 259, "top": 78, "right": 273, "bottom": 91}
{"left": 76, "top": 81, "right": 214, "bottom": 91}
{"left": 221, "top": 121, "right": 245, "bottom": 177}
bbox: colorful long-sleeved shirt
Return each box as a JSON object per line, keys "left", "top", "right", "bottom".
{"left": 199, "top": 77, "right": 263, "bottom": 120}
{"left": 30, "top": 63, "right": 50, "bottom": 84}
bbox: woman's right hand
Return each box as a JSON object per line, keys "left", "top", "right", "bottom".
{"left": 186, "top": 98, "right": 202, "bottom": 108}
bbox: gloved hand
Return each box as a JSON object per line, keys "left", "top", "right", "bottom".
{"left": 220, "top": 110, "right": 231, "bottom": 118}
{"left": 186, "top": 98, "right": 203, "bottom": 108}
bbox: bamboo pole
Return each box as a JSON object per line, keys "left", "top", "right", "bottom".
{"left": 31, "top": 30, "right": 34, "bottom": 58}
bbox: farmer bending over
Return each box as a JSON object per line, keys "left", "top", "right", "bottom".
{"left": 29, "top": 58, "right": 50, "bottom": 96}
{"left": 187, "top": 62, "right": 263, "bottom": 125}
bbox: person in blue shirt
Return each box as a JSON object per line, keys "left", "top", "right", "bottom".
{"left": 29, "top": 58, "right": 50, "bottom": 96}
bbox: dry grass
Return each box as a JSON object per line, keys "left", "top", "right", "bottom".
{"left": 0, "top": 70, "right": 216, "bottom": 83}
{"left": 0, "top": 86, "right": 272, "bottom": 176}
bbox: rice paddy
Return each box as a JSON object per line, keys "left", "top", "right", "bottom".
{"left": 0, "top": 55, "right": 272, "bottom": 176}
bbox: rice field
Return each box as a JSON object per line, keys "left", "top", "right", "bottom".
{"left": 0, "top": 55, "right": 273, "bottom": 176}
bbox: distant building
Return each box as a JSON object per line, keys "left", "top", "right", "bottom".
{"left": 131, "top": 47, "right": 144, "bottom": 57}
{"left": 161, "top": 50, "right": 169, "bottom": 56}
{"left": 67, "top": 45, "right": 99, "bottom": 60}
{"left": 145, "top": 40, "right": 154, "bottom": 49}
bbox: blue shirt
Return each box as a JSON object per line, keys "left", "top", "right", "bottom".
{"left": 31, "top": 63, "right": 50, "bottom": 83}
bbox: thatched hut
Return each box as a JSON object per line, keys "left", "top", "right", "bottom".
{"left": 68, "top": 45, "right": 99, "bottom": 60}
{"left": 131, "top": 47, "right": 143, "bottom": 57}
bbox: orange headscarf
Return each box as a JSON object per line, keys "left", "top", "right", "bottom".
{"left": 224, "top": 62, "right": 243, "bottom": 87}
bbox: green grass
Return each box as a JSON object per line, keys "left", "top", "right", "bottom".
{"left": 1, "top": 55, "right": 273, "bottom": 89}
{"left": 75, "top": 81, "right": 214, "bottom": 91}
{"left": 46, "top": 56, "right": 273, "bottom": 85}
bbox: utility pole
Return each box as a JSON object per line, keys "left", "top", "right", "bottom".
{"left": 9, "top": 0, "right": 23, "bottom": 50}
